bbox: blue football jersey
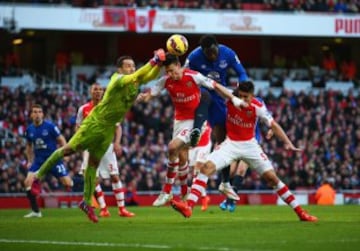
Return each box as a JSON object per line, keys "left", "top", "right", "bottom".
{"left": 254, "top": 97, "right": 264, "bottom": 143}
{"left": 185, "top": 44, "right": 248, "bottom": 87}
{"left": 25, "top": 120, "right": 61, "bottom": 165}
{"left": 185, "top": 44, "right": 248, "bottom": 127}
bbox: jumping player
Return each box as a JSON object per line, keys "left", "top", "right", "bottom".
{"left": 32, "top": 49, "right": 165, "bottom": 223}
{"left": 76, "top": 82, "right": 135, "bottom": 218}
{"left": 171, "top": 81, "right": 318, "bottom": 222}
{"left": 137, "top": 54, "right": 247, "bottom": 207}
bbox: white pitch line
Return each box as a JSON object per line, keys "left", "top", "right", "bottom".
{"left": 2, "top": 238, "right": 357, "bottom": 251}
{"left": 0, "top": 239, "right": 251, "bottom": 251}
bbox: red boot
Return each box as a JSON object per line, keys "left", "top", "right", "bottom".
{"left": 170, "top": 199, "right": 192, "bottom": 218}
{"left": 297, "top": 209, "right": 318, "bottom": 222}
{"left": 119, "top": 207, "right": 135, "bottom": 217}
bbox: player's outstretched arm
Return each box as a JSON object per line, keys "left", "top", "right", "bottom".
{"left": 228, "top": 48, "right": 248, "bottom": 82}
{"left": 271, "top": 121, "right": 302, "bottom": 152}
{"left": 139, "top": 66, "right": 161, "bottom": 85}
{"left": 136, "top": 92, "right": 154, "bottom": 103}
{"left": 137, "top": 75, "right": 165, "bottom": 103}
{"left": 25, "top": 142, "right": 34, "bottom": 168}
{"left": 57, "top": 134, "right": 67, "bottom": 147}
{"left": 119, "top": 49, "right": 164, "bottom": 86}
{"left": 213, "top": 82, "right": 247, "bottom": 107}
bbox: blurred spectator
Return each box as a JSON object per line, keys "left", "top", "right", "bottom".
{"left": 5, "top": 51, "right": 21, "bottom": 76}
{"left": 0, "top": 79, "right": 359, "bottom": 195}
{"left": 311, "top": 0, "right": 329, "bottom": 12}
{"left": 333, "top": 0, "right": 348, "bottom": 12}
{"left": 340, "top": 58, "right": 357, "bottom": 81}
{"left": 347, "top": 0, "right": 359, "bottom": 13}
{"left": 315, "top": 178, "right": 336, "bottom": 205}
{"left": 125, "top": 179, "right": 139, "bottom": 206}
{"left": 5, "top": 0, "right": 359, "bottom": 12}
{"left": 322, "top": 51, "right": 337, "bottom": 72}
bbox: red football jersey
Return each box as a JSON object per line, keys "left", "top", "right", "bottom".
{"left": 197, "top": 122, "right": 212, "bottom": 147}
{"left": 76, "top": 101, "right": 95, "bottom": 125}
{"left": 151, "top": 69, "right": 215, "bottom": 120}
{"left": 226, "top": 98, "right": 273, "bottom": 141}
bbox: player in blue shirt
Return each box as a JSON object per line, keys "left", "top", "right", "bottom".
{"left": 184, "top": 35, "right": 250, "bottom": 209}
{"left": 185, "top": 34, "right": 248, "bottom": 138}
{"left": 23, "top": 104, "right": 72, "bottom": 218}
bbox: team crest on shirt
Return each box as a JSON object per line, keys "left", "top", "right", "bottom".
{"left": 42, "top": 130, "right": 49, "bottom": 136}
{"left": 219, "top": 60, "right": 228, "bottom": 69}
{"left": 186, "top": 81, "right": 192, "bottom": 87}
{"left": 246, "top": 110, "right": 253, "bottom": 117}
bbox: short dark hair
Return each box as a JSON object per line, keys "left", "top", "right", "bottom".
{"left": 31, "top": 104, "right": 42, "bottom": 110}
{"left": 163, "top": 53, "right": 180, "bottom": 66}
{"left": 31, "top": 104, "right": 43, "bottom": 113}
{"left": 199, "top": 35, "right": 218, "bottom": 50}
{"left": 116, "top": 55, "right": 133, "bottom": 67}
{"left": 237, "top": 81, "right": 255, "bottom": 94}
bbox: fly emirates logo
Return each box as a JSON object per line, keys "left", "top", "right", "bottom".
{"left": 173, "top": 93, "right": 196, "bottom": 103}
{"left": 227, "top": 113, "right": 252, "bottom": 128}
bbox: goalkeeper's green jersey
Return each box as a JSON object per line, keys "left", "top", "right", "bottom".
{"left": 90, "top": 72, "right": 140, "bottom": 126}
{"left": 68, "top": 62, "right": 160, "bottom": 160}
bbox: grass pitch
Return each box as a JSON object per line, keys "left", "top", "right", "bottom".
{"left": 0, "top": 205, "right": 359, "bottom": 251}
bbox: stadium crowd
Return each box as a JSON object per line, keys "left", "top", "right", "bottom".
{"left": 0, "top": 83, "right": 359, "bottom": 194}
{"left": 2, "top": 0, "right": 359, "bottom": 13}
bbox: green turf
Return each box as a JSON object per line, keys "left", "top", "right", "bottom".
{"left": 0, "top": 205, "right": 359, "bottom": 251}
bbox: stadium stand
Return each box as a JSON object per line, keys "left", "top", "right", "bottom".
{"left": 0, "top": 80, "right": 359, "bottom": 195}
{"left": 2, "top": 0, "right": 359, "bottom": 12}
{"left": 0, "top": 1, "right": 358, "bottom": 206}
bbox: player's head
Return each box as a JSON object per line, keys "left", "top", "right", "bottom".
{"left": 90, "top": 82, "right": 104, "bottom": 104}
{"left": 163, "top": 53, "right": 183, "bottom": 80}
{"left": 30, "top": 104, "right": 44, "bottom": 125}
{"left": 235, "top": 81, "right": 255, "bottom": 104}
{"left": 116, "top": 55, "right": 136, "bottom": 75}
{"left": 199, "top": 35, "right": 219, "bottom": 62}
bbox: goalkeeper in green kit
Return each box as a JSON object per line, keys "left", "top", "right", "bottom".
{"left": 32, "top": 49, "right": 165, "bottom": 223}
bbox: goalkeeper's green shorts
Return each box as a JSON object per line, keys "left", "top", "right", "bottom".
{"left": 69, "top": 116, "right": 115, "bottom": 161}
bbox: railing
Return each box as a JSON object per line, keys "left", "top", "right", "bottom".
{"left": 0, "top": 127, "right": 25, "bottom": 147}
{"left": 0, "top": 190, "right": 359, "bottom": 209}
{"left": 1, "top": 66, "right": 358, "bottom": 98}
{"left": 0, "top": 67, "right": 89, "bottom": 96}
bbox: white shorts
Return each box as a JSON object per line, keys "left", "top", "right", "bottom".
{"left": 81, "top": 143, "right": 119, "bottom": 179}
{"left": 172, "top": 119, "right": 194, "bottom": 144}
{"left": 188, "top": 141, "right": 212, "bottom": 167}
{"left": 207, "top": 138, "right": 273, "bottom": 175}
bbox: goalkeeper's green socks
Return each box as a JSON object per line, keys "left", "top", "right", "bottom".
{"left": 37, "top": 148, "right": 64, "bottom": 179}
{"left": 84, "top": 166, "right": 97, "bottom": 205}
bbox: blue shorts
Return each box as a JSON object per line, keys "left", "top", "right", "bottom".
{"left": 207, "top": 94, "right": 227, "bottom": 128}
{"left": 30, "top": 160, "right": 68, "bottom": 178}
{"left": 255, "top": 124, "right": 261, "bottom": 143}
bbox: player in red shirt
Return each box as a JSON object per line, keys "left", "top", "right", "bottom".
{"left": 76, "top": 82, "right": 134, "bottom": 218}
{"left": 137, "top": 53, "right": 246, "bottom": 207}
{"left": 171, "top": 81, "right": 318, "bottom": 222}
